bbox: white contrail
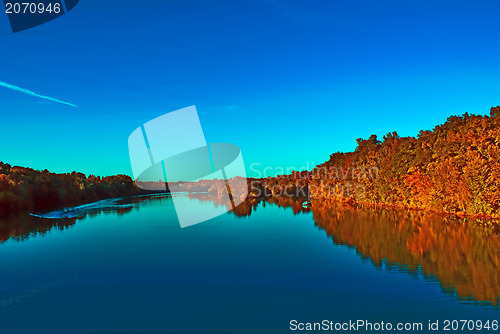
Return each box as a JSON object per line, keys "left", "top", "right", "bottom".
{"left": 0, "top": 81, "right": 78, "bottom": 107}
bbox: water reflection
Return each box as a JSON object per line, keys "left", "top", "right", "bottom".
{"left": 1, "top": 193, "right": 499, "bottom": 307}
{"left": 230, "top": 197, "right": 500, "bottom": 307}
{"left": 309, "top": 200, "right": 500, "bottom": 307}
{"left": 190, "top": 193, "right": 309, "bottom": 217}
{"left": 223, "top": 197, "right": 500, "bottom": 306}
{"left": 0, "top": 194, "right": 170, "bottom": 244}
{"left": 0, "top": 214, "right": 78, "bottom": 243}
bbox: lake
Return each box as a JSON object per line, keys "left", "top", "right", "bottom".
{"left": 0, "top": 194, "right": 499, "bottom": 333}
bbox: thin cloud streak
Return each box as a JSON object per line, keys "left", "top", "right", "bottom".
{"left": 0, "top": 81, "right": 78, "bottom": 107}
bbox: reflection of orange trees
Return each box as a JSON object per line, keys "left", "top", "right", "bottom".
{"left": 265, "top": 196, "right": 308, "bottom": 215}
{"left": 231, "top": 197, "right": 260, "bottom": 217}
{"left": 312, "top": 200, "right": 500, "bottom": 306}
{"left": 203, "top": 192, "right": 500, "bottom": 305}
{"left": 228, "top": 196, "right": 309, "bottom": 217}
{"left": 185, "top": 180, "right": 262, "bottom": 218}
{"left": 187, "top": 192, "right": 229, "bottom": 206}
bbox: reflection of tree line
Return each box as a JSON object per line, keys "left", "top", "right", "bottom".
{"left": 310, "top": 200, "right": 500, "bottom": 306}
{"left": 234, "top": 196, "right": 308, "bottom": 216}
{"left": 200, "top": 193, "right": 500, "bottom": 306}
{"left": 188, "top": 182, "right": 309, "bottom": 217}
{"left": 3, "top": 186, "right": 499, "bottom": 306}
{"left": 0, "top": 215, "right": 79, "bottom": 243}
{"left": 0, "top": 195, "right": 172, "bottom": 244}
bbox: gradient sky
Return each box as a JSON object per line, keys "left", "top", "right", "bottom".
{"left": 1, "top": 0, "right": 500, "bottom": 177}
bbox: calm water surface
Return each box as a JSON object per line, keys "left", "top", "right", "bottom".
{"left": 0, "top": 194, "right": 498, "bottom": 333}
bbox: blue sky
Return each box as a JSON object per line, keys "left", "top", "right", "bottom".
{"left": 1, "top": 0, "right": 500, "bottom": 177}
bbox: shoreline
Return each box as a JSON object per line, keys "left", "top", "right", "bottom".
{"left": 309, "top": 196, "right": 500, "bottom": 222}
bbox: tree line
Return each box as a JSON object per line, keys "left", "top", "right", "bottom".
{"left": 2, "top": 106, "right": 500, "bottom": 218}
{"left": 0, "top": 163, "right": 142, "bottom": 216}
{"left": 248, "top": 107, "right": 500, "bottom": 218}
